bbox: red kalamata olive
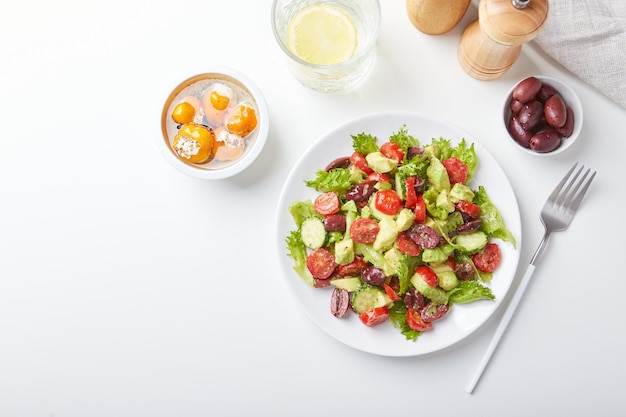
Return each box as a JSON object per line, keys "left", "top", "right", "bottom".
{"left": 330, "top": 288, "right": 350, "bottom": 318}
{"left": 407, "top": 224, "right": 440, "bottom": 249}
{"left": 537, "top": 83, "right": 558, "bottom": 103}
{"left": 324, "top": 156, "right": 350, "bottom": 171}
{"left": 454, "top": 263, "right": 476, "bottom": 280}
{"left": 404, "top": 287, "right": 425, "bottom": 311}
{"left": 518, "top": 100, "right": 544, "bottom": 131}
{"left": 544, "top": 93, "right": 567, "bottom": 128}
{"left": 421, "top": 302, "right": 450, "bottom": 323}
{"left": 530, "top": 128, "right": 562, "bottom": 153}
{"left": 510, "top": 98, "right": 524, "bottom": 114}
{"left": 407, "top": 146, "right": 424, "bottom": 160}
{"left": 361, "top": 266, "right": 386, "bottom": 286}
{"left": 512, "top": 76, "right": 542, "bottom": 103}
{"left": 345, "top": 181, "right": 376, "bottom": 202}
{"left": 323, "top": 214, "right": 346, "bottom": 232}
{"left": 457, "top": 219, "right": 483, "bottom": 234}
{"left": 508, "top": 116, "right": 533, "bottom": 148}
{"left": 555, "top": 107, "right": 575, "bottom": 137}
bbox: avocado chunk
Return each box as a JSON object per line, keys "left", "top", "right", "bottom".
{"left": 331, "top": 277, "right": 362, "bottom": 292}
{"left": 437, "top": 271, "right": 459, "bottom": 291}
{"left": 366, "top": 151, "right": 398, "bottom": 173}
{"left": 384, "top": 247, "right": 403, "bottom": 272}
{"left": 373, "top": 216, "right": 398, "bottom": 251}
{"left": 426, "top": 156, "right": 451, "bottom": 191}
{"left": 436, "top": 189, "right": 455, "bottom": 214}
{"left": 411, "top": 272, "right": 449, "bottom": 304}
{"left": 450, "top": 183, "right": 475, "bottom": 203}
{"left": 334, "top": 238, "right": 355, "bottom": 265}
{"left": 396, "top": 208, "right": 415, "bottom": 232}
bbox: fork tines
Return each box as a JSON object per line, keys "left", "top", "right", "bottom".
{"left": 550, "top": 162, "right": 596, "bottom": 211}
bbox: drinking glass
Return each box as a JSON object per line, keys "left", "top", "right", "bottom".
{"left": 271, "top": 0, "right": 381, "bottom": 93}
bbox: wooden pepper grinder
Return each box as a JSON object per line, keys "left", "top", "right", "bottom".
{"left": 457, "top": 0, "right": 549, "bottom": 80}
{"left": 406, "top": 0, "right": 472, "bottom": 35}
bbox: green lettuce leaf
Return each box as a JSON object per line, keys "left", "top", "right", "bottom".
{"left": 448, "top": 280, "right": 495, "bottom": 304}
{"left": 423, "top": 188, "right": 449, "bottom": 220}
{"left": 351, "top": 132, "right": 379, "bottom": 155}
{"left": 474, "top": 186, "right": 516, "bottom": 248}
{"left": 305, "top": 168, "right": 353, "bottom": 193}
{"left": 285, "top": 230, "right": 314, "bottom": 286}
{"left": 388, "top": 302, "right": 420, "bottom": 342}
{"left": 389, "top": 127, "right": 420, "bottom": 162}
{"left": 289, "top": 200, "right": 318, "bottom": 228}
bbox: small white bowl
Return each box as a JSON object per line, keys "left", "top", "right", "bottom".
{"left": 157, "top": 67, "right": 269, "bottom": 179}
{"left": 503, "top": 75, "right": 583, "bottom": 156}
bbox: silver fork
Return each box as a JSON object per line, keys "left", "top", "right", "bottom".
{"left": 467, "top": 163, "right": 596, "bottom": 394}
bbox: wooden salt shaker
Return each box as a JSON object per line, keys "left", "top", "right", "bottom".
{"left": 406, "top": 0, "right": 472, "bottom": 35}
{"left": 457, "top": 0, "right": 549, "bottom": 80}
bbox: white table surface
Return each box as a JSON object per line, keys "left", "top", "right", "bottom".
{"left": 1, "top": 1, "right": 625, "bottom": 416}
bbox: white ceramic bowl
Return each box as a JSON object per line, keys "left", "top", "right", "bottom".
{"left": 503, "top": 75, "right": 582, "bottom": 156}
{"left": 157, "top": 67, "right": 269, "bottom": 179}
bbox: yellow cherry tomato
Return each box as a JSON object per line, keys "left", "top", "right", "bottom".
{"left": 171, "top": 101, "right": 196, "bottom": 125}
{"left": 226, "top": 104, "right": 258, "bottom": 137}
{"left": 203, "top": 94, "right": 225, "bottom": 128}
{"left": 172, "top": 124, "right": 216, "bottom": 164}
{"left": 210, "top": 90, "right": 230, "bottom": 111}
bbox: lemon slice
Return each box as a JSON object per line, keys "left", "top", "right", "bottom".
{"left": 287, "top": 4, "right": 357, "bottom": 65}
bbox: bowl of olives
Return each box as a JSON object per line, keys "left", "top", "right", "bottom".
{"left": 504, "top": 75, "right": 582, "bottom": 155}
{"left": 158, "top": 67, "right": 269, "bottom": 179}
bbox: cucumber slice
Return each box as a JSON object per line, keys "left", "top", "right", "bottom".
{"left": 351, "top": 286, "right": 392, "bottom": 314}
{"left": 455, "top": 231, "right": 488, "bottom": 253}
{"left": 301, "top": 217, "right": 326, "bottom": 249}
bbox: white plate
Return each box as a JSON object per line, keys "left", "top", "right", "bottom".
{"left": 275, "top": 111, "right": 522, "bottom": 357}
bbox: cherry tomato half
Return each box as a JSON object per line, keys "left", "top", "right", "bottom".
{"left": 306, "top": 248, "right": 337, "bottom": 280}
{"left": 456, "top": 200, "right": 481, "bottom": 218}
{"left": 314, "top": 192, "right": 340, "bottom": 216}
{"left": 349, "top": 152, "right": 373, "bottom": 174}
{"left": 397, "top": 231, "right": 421, "bottom": 256}
{"left": 374, "top": 190, "right": 403, "bottom": 216}
{"left": 472, "top": 243, "right": 502, "bottom": 272}
{"left": 406, "top": 308, "right": 432, "bottom": 331}
{"left": 415, "top": 265, "right": 438, "bottom": 288}
{"left": 350, "top": 218, "right": 379, "bottom": 244}
{"left": 442, "top": 157, "right": 468, "bottom": 184}
{"left": 359, "top": 307, "right": 389, "bottom": 327}
{"left": 380, "top": 142, "right": 404, "bottom": 164}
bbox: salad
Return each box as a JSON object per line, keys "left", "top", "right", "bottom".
{"left": 285, "top": 126, "right": 516, "bottom": 341}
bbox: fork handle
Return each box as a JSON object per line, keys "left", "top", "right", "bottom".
{"left": 466, "top": 263, "right": 537, "bottom": 394}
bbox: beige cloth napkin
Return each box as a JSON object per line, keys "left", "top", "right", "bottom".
{"left": 534, "top": 1, "right": 626, "bottom": 108}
